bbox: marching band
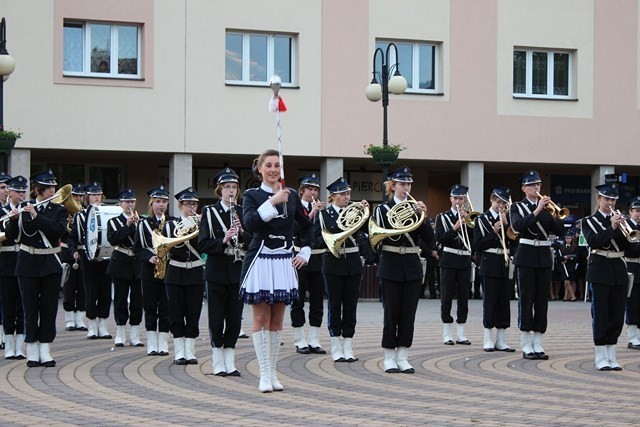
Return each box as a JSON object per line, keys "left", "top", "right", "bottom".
{"left": 2, "top": 163, "right": 640, "bottom": 387}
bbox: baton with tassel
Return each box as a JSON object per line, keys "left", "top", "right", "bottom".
{"left": 269, "top": 75, "right": 288, "bottom": 218}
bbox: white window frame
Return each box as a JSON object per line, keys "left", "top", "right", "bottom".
{"left": 225, "top": 31, "right": 297, "bottom": 86}
{"left": 63, "top": 21, "right": 142, "bottom": 79}
{"left": 513, "top": 48, "right": 573, "bottom": 99}
{"left": 376, "top": 39, "right": 440, "bottom": 94}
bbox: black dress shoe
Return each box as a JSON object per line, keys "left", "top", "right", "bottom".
{"left": 131, "top": 343, "right": 145, "bottom": 347}
{"left": 612, "top": 366, "right": 623, "bottom": 371}
{"left": 627, "top": 343, "right": 640, "bottom": 350}
{"left": 75, "top": 326, "right": 88, "bottom": 332}
{"left": 147, "top": 351, "right": 159, "bottom": 356}
{"left": 41, "top": 360, "right": 56, "bottom": 368}
{"left": 238, "top": 333, "right": 249, "bottom": 339}
{"left": 483, "top": 348, "right": 495, "bottom": 352}
{"left": 226, "top": 370, "right": 241, "bottom": 377}
{"left": 523, "top": 352, "right": 537, "bottom": 360}
{"left": 26, "top": 360, "right": 40, "bottom": 367}
{"left": 296, "top": 346, "right": 311, "bottom": 354}
{"left": 214, "top": 371, "right": 227, "bottom": 377}
{"left": 87, "top": 335, "right": 98, "bottom": 340}
{"left": 495, "top": 347, "right": 516, "bottom": 353}
{"left": 174, "top": 358, "right": 188, "bottom": 365}
{"left": 385, "top": 367, "right": 400, "bottom": 373}
{"left": 65, "top": 326, "right": 76, "bottom": 331}
{"left": 309, "top": 346, "right": 327, "bottom": 354}
{"left": 456, "top": 340, "right": 471, "bottom": 345}
{"left": 115, "top": 343, "right": 125, "bottom": 348}
{"left": 99, "top": 334, "right": 112, "bottom": 339}
{"left": 598, "top": 365, "right": 612, "bottom": 371}
{"left": 535, "top": 352, "right": 549, "bottom": 360}
{"left": 400, "top": 367, "right": 415, "bottom": 374}
{"left": 334, "top": 357, "right": 347, "bottom": 363}
{"left": 444, "top": 340, "right": 455, "bottom": 345}
{"left": 346, "top": 357, "right": 359, "bottom": 362}
{"left": 158, "top": 351, "right": 169, "bottom": 356}
{"left": 186, "top": 358, "right": 198, "bottom": 365}
{"left": 15, "top": 355, "right": 25, "bottom": 360}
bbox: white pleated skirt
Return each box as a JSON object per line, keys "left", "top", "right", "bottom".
{"left": 240, "top": 246, "right": 299, "bottom": 305}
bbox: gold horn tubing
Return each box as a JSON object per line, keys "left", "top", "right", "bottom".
{"left": 535, "top": 191, "right": 570, "bottom": 220}
{"left": 322, "top": 202, "right": 369, "bottom": 258}
{"left": 368, "top": 198, "right": 425, "bottom": 249}
{"left": 614, "top": 210, "right": 639, "bottom": 243}
{"left": 498, "top": 208, "right": 510, "bottom": 266}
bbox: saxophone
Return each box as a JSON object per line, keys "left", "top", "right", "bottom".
{"left": 153, "top": 214, "right": 168, "bottom": 280}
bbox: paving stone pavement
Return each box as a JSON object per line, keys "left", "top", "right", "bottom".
{"left": 1, "top": 298, "right": 638, "bottom": 426}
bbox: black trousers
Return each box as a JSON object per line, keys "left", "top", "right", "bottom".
{"left": 516, "top": 266, "right": 550, "bottom": 333}
{"left": 440, "top": 267, "right": 470, "bottom": 323}
{"left": 626, "top": 279, "right": 640, "bottom": 325}
{"left": 84, "top": 267, "right": 112, "bottom": 319}
{"left": 143, "top": 278, "right": 170, "bottom": 332}
{"left": 482, "top": 276, "right": 512, "bottom": 329}
{"left": 206, "top": 281, "right": 242, "bottom": 348}
{"left": 1, "top": 275, "right": 24, "bottom": 334}
{"left": 381, "top": 278, "right": 421, "bottom": 348}
{"left": 63, "top": 267, "right": 86, "bottom": 312}
{"left": 166, "top": 283, "right": 204, "bottom": 338}
{"left": 324, "top": 273, "right": 359, "bottom": 338}
{"left": 290, "top": 269, "right": 324, "bottom": 328}
{"left": 18, "top": 274, "right": 60, "bottom": 343}
{"left": 591, "top": 282, "right": 626, "bottom": 346}
{"left": 112, "top": 277, "right": 143, "bottom": 326}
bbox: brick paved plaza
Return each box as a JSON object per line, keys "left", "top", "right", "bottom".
{"left": 0, "top": 299, "right": 637, "bottom": 426}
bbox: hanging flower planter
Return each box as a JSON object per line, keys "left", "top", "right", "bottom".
{"left": 363, "top": 143, "right": 405, "bottom": 166}
{"left": 0, "top": 127, "right": 21, "bottom": 153}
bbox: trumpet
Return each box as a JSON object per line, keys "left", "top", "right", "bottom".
{"left": 311, "top": 195, "right": 324, "bottom": 211}
{"left": 536, "top": 192, "right": 569, "bottom": 220}
{"left": 613, "top": 210, "right": 639, "bottom": 243}
{"left": 127, "top": 207, "right": 140, "bottom": 223}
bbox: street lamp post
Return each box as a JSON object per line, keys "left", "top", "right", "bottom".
{"left": 365, "top": 43, "right": 407, "bottom": 203}
{"left": 0, "top": 17, "right": 17, "bottom": 170}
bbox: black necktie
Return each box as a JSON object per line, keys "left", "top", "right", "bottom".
{"left": 307, "top": 202, "right": 312, "bottom": 212}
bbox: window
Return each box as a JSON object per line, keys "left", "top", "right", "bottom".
{"left": 225, "top": 31, "right": 296, "bottom": 85}
{"left": 375, "top": 40, "right": 439, "bottom": 93}
{"left": 63, "top": 21, "right": 142, "bottom": 78}
{"left": 513, "top": 49, "right": 572, "bottom": 98}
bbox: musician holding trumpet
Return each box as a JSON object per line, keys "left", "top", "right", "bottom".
{"left": 107, "top": 189, "right": 143, "bottom": 348}
{"left": 624, "top": 196, "right": 640, "bottom": 350}
{"left": 374, "top": 167, "right": 432, "bottom": 374}
{"left": 199, "top": 168, "right": 250, "bottom": 376}
{"left": 510, "top": 171, "right": 564, "bottom": 360}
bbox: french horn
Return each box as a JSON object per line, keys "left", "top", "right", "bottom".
{"left": 369, "top": 193, "right": 425, "bottom": 249}
{"left": 322, "top": 202, "right": 369, "bottom": 257}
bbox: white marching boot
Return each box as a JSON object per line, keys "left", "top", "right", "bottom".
{"left": 269, "top": 331, "right": 284, "bottom": 391}
{"left": 330, "top": 336, "right": 345, "bottom": 362}
{"left": 15, "top": 334, "right": 25, "bottom": 359}
{"left": 532, "top": 332, "right": 549, "bottom": 359}
{"left": 252, "top": 329, "right": 273, "bottom": 393}
{"left": 173, "top": 337, "right": 186, "bottom": 365}
{"left": 307, "top": 326, "right": 326, "bottom": 354}
{"left": 627, "top": 324, "right": 640, "bottom": 348}
{"left": 26, "top": 342, "right": 40, "bottom": 367}
{"left": 211, "top": 347, "right": 227, "bottom": 376}
{"left": 114, "top": 325, "right": 126, "bottom": 347}
{"left": 184, "top": 338, "right": 197, "bottom": 364}
{"left": 442, "top": 323, "right": 454, "bottom": 345}
{"left": 342, "top": 338, "right": 358, "bottom": 362}
{"left": 483, "top": 328, "right": 495, "bottom": 352}
{"left": 606, "top": 344, "right": 622, "bottom": 371}
{"left": 495, "top": 329, "right": 515, "bottom": 352}
{"left": 39, "top": 343, "right": 55, "bottom": 367}
{"left": 456, "top": 324, "right": 471, "bottom": 345}
{"left": 98, "top": 318, "right": 112, "bottom": 339}
{"left": 86, "top": 318, "right": 98, "bottom": 339}
{"left": 293, "top": 327, "right": 310, "bottom": 354}
{"left": 65, "top": 312, "right": 76, "bottom": 331}
{"left": 158, "top": 332, "right": 170, "bottom": 356}
{"left": 521, "top": 331, "right": 535, "bottom": 359}
{"left": 146, "top": 331, "right": 158, "bottom": 355}
{"left": 396, "top": 347, "right": 414, "bottom": 373}
{"left": 130, "top": 325, "right": 143, "bottom": 347}
{"left": 224, "top": 347, "right": 240, "bottom": 376}
{"left": 4, "top": 333, "right": 15, "bottom": 359}
{"left": 75, "top": 311, "right": 88, "bottom": 331}
{"left": 383, "top": 348, "right": 399, "bottom": 373}
{"left": 595, "top": 345, "right": 611, "bottom": 371}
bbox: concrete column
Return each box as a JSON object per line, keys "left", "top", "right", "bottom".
{"left": 169, "top": 153, "right": 193, "bottom": 216}
{"left": 7, "top": 148, "right": 30, "bottom": 178}
{"left": 591, "top": 165, "right": 614, "bottom": 212}
{"left": 461, "top": 161, "right": 484, "bottom": 212}
{"left": 320, "top": 157, "right": 344, "bottom": 201}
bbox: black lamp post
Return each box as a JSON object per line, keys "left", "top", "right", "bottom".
{"left": 365, "top": 43, "right": 407, "bottom": 202}
{"left": 0, "top": 17, "right": 17, "bottom": 169}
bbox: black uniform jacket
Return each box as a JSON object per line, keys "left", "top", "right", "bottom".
{"left": 473, "top": 209, "right": 510, "bottom": 279}
{"left": 583, "top": 211, "right": 634, "bottom": 286}
{"left": 6, "top": 200, "right": 68, "bottom": 278}
{"left": 239, "top": 186, "right": 313, "bottom": 285}
{"left": 374, "top": 199, "right": 434, "bottom": 282}
{"left": 162, "top": 219, "right": 204, "bottom": 286}
{"left": 106, "top": 213, "right": 140, "bottom": 280}
{"left": 314, "top": 204, "right": 366, "bottom": 277}
{"left": 68, "top": 208, "right": 108, "bottom": 272}
{"left": 294, "top": 202, "right": 322, "bottom": 273}
{"left": 510, "top": 199, "right": 564, "bottom": 268}
{"left": 435, "top": 208, "right": 472, "bottom": 270}
{"left": 134, "top": 215, "right": 171, "bottom": 282}
{"left": 624, "top": 219, "right": 640, "bottom": 284}
{"left": 0, "top": 203, "right": 20, "bottom": 277}
{"left": 199, "top": 201, "right": 252, "bottom": 284}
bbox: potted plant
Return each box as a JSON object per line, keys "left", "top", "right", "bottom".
{"left": 0, "top": 125, "right": 21, "bottom": 152}
{"left": 363, "top": 143, "right": 405, "bottom": 166}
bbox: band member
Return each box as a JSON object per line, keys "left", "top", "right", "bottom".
{"left": 0, "top": 171, "right": 9, "bottom": 350}
{"left": 435, "top": 184, "right": 473, "bottom": 346}
{"left": 473, "top": 187, "right": 515, "bottom": 352}
{"left": 134, "top": 185, "right": 171, "bottom": 356}
{"left": 199, "top": 168, "right": 251, "bottom": 376}
{"left": 374, "top": 167, "right": 432, "bottom": 373}
{"left": 556, "top": 232, "right": 578, "bottom": 301}
{"left": 1, "top": 175, "right": 27, "bottom": 359}
{"left": 107, "top": 189, "right": 143, "bottom": 348}
{"left": 164, "top": 187, "right": 204, "bottom": 365}
{"left": 61, "top": 183, "right": 87, "bottom": 332}
{"left": 68, "top": 182, "right": 112, "bottom": 340}
{"left": 510, "top": 170, "right": 564, "bottom": 360}
{"left": 291, "top": 173, "right": 326, "bottom": 355}
{"left": 5, "top": 170, "right": 67, "bottom": 367}
{"left": 240, "top": 149, "right": 313, "bottom": 393}
{"left": 583, "top": 184, "right": 636, "bottom": 370}
{"left": 625, "top": 196, "right": 640, "bottom": 350}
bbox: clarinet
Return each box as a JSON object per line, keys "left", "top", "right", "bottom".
{"left": 229, "top": 197, "right": 243, "bottom": 264}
